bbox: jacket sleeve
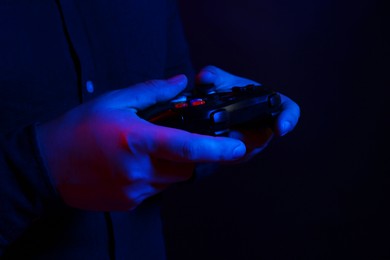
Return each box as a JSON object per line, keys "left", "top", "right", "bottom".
{"left": 0, "top": 124, "right": 62, "bottom": 256}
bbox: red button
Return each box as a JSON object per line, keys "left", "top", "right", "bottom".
{"left": 190, "top": 99, "right": 206, "bottom": 106}
{"left": 174, "top": 102, "right": 188, "bottom": 109}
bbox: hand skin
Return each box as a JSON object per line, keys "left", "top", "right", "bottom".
{"left": 196, "top": 65, "right": 301, "bottom": 160}
{"left": 37, "top": 75, "right": 246, "bottom": 211}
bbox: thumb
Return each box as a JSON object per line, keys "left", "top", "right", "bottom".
{"left": 196, "top": 65, "right": 260, "bottom": 93}
{"left": 105, "top": 74, "right": 188, "bottom": 110}
{"left": 196, "top": 65, "right": 228, "bottom": 86}
{"left": 145, "top": 126, "right": 247, "bottom": 162}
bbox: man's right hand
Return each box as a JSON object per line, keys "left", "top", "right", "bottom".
{"left": 37, "top": 75, "right": 246, "bottom": 211}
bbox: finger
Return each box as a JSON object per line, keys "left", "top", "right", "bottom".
{"left": 196, "top": 65, "right": 228, "bottom": 85}
{"left": 151, "top": 159, "right": 195, "bottom": 183}
{"left": 105, "top": 75, "right": 188, "bottom": 109}
{"left": 229, "top": 127, "right": 274, "bottom": 151}
{"left": 122, "top": 161, "right": 194, "bottom": 206}
{"left": 274, "top": 94, "right": 301, "bottom": 136}
{"left": 145, "top": 125, "right": 247, "bottom": 162}
{"left": 229, "top": 127, "right": 273, "bottom": 160}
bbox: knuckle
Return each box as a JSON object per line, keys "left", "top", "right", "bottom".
{"left": 144, "top": 79, "right": 160, "bottom": 88}
{"left": 181, "top": 142, "right": 198, "bottom": 161}
{"left": 203, "top": 64, "right": 215, "bottom": 69}
{"left": 202, "top": 64, "right": 218, "bottom": 73}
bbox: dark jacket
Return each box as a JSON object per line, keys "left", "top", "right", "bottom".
{"left": 0, "top": 0, "right": 193, "bottom": 259}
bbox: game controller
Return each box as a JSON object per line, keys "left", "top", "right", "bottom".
{"left": 138, "top": 84, "right": 282, "bottom": 136}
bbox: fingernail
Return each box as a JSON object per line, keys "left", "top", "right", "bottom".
{"left": 168, "top": 74, "right": 186, "bottom": 85}
{"left": 281, "top": 121, "right": 292, "bottom": 136}
{"left": 232, "top": 143, "right": 246, "bottom": 159}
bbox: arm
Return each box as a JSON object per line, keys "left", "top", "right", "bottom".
{"left": 0, "top": 75, "right": 247, "bottom": 255}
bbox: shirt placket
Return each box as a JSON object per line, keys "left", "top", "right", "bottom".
{"left": 56, "top": 0, "right": 98, "bottom": 103}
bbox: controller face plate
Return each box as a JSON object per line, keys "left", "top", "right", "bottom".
{"left": 139, "top": 85, "right": 282, "bottom": 136}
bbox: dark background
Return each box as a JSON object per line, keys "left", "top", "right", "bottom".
{"left": 162, "top": 0, "right": 389, "bottom": 259}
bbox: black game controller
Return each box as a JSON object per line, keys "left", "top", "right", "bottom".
{"left": 138, "top": 84, "right": 282, "bottom": 136}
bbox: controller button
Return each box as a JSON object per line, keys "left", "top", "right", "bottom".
{"left": 171, "top": 95, "right": 188, "bottom": 103}
{"left": 190, "top": 99, "right": 206, "bottom": 106}
{"left": 268, "top": 93, "right": 281, "bottom": 107}
{"left": 210, "top": 110, "right": 229, "bottom": 124}
{"left": 232, "top": 84, "right": 258, "bottom": 93}
{"left": 174, "top": 102, "right": 189, "bottom": 109}
{"left": 245, "top": 84, "right": 255, "bottom": 91}
{"left": 232, "top": 86, "right": 246, "bottom": 93}
{"left": 220, "top": 93, "right": 235, "bottom": 101}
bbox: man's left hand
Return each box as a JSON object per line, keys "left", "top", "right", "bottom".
{"left": 196, "top": 65, "right": 301, "bottom": 160}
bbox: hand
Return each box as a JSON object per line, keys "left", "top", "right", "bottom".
{"left": 196, "top": 65, "right": 300, "bottom": 160}
{"left": 37, "top": 75, "right": 246, "bottom": 211}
